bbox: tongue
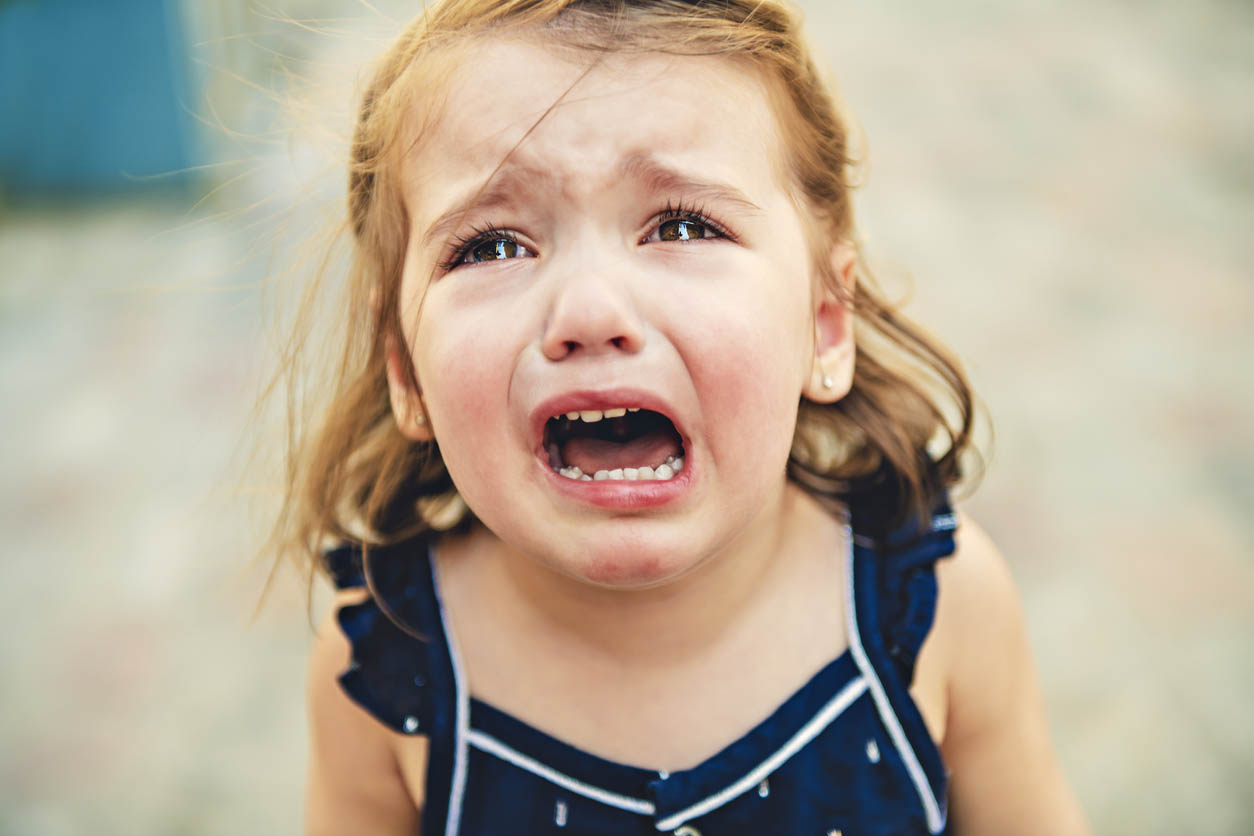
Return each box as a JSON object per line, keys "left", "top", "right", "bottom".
{"left": 561, "top": 430, "right": 682, "bottom": 474}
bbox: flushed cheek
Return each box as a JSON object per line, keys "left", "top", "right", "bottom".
{"left": 415, "top": 324, "right": 520, "bottom": 472}
{"left": 684, "top": 312, "right": 809, "bottom": 476}
{"left": 703, "top": 355, "right": 801, "bottom": 478}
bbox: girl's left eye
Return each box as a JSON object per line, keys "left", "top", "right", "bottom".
{"left": 657, "top": 218, "right": 709, "bottom": 241}
{"left": 643, "top": 207, "right": 730, "bottom": 245}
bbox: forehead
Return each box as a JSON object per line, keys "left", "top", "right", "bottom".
{"left": 402, "top": 36, "right": 788, "bottom": 223}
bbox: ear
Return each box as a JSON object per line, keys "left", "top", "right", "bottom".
{"left": 803, "top": 243, "right": 856, "bottom": 404}
{"left": 385, "top": 337, "right": 433, "bottom": 441}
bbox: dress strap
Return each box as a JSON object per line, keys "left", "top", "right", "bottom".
{"left": 845, "top": 497, "right": 957, "bottom": 834}
{"left": 322, "top": 539, "right": 465, "bottom": 836}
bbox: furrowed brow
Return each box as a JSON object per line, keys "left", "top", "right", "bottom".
{"left": 421, "top": 155, "right": 762, "bottom": 248}
{"left": 618, "top": 153, "right": 764, "bottom": 214}
{"left": 421, "top": 164, "right": 548, "bottom": 248}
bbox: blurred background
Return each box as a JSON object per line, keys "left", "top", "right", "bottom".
{"left": 1, "top": 0, "right": 1250, "bottom": 833}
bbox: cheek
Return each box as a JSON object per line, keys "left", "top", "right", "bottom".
{"left": 703, "top": 340, "right": 803, "bottom": 455}
{"left": 684, "top": 279, "right": 812, "bottom": 463}
{"left": 412, "top": 308, "right": 515, "bottom": 452}
{"left": 413, "top": 323, "right": 515, "bottom": 518}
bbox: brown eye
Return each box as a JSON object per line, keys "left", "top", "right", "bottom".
{"left": 658, "top": 218, "right": 707, "bottom": 241}
{"left": 469, "top": 238, "right": 522, "bottom": 262}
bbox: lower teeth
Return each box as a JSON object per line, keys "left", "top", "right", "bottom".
{"left": 557, "top": 456, "right": 683, "bottom": 482}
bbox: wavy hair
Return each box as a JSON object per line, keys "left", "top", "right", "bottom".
{"left": 267, "top": 0, "right": 980, "bottom": 586}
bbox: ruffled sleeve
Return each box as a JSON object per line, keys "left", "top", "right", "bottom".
{"left": 321, "top": 540, "right": 444, "bottom": 738}
{"left": 321, "top": 539, "right": 463, "bottom": 834}
{"left": 873, "top": 506, "right": 958, "bottom": 686}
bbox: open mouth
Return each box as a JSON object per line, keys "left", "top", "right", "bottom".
{"left": 543, "top": 407, "right": 685, "bottom": 482}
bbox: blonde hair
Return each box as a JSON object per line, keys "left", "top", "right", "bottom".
{"left": 269, "top": 0, "right": 979, "bottom": 584}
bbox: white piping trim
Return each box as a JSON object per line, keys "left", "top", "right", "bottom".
{"left": 467, "top": 729, "right": 657, "bottom": 815}
{"left": 430, "top": 552, "right": 471, "bottom": 836}
{"left": 842, "top": 526, "right": 946, "bottom": 833}
{"left": 653, "top": 676, "right": 869, "bottom": 832}
{"left": 931, "top": 512, "right": 957, "bottom": 532}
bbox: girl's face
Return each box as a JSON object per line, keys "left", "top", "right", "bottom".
{"left": 395, "top": 37, "right": 838, "bottom": 588}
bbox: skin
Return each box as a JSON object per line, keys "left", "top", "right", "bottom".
{"left": 306, "top": 35, "right": 1089, "bottom": 836}
{"left": 396, "top": 41, "right": 836, "bottom": 592}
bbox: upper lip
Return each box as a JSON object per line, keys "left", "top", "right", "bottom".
{"left": 529, "top": 387, "right": 687, "bottom": 457}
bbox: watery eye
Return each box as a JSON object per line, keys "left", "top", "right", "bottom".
{"left": 467, "top": 237, "right": 528, "bottom": 263}
{"left": 657, "top": 218, "right": 708, "bottom": 242}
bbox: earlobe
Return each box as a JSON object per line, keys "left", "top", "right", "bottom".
{"left": 803, "top": 244, "right": 857, "bottom": 404}
{"left": 804, "top": 316, "right": 854, "bottom": 403}
{"left": 385, "top": 339, "right": 433, "bottom": 441}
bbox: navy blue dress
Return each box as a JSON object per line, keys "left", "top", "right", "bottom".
{"left": 325, "top": 504, "right": 957, "bottom": 836}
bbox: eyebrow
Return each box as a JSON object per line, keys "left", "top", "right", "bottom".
{"left": 420, "top": 152, "right": 764, "bottom": 248}
{"left": 617, "top": 152, "right": 765, "bottom": 216}
{"left": 421, "top": 163, "right": 549, "bottom": 249}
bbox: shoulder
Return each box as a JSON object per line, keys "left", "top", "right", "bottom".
{"left": 305, "top": 589, "right": 425, "bottom": 836}
{"left": 926, "top": 515, "right": 1091, "bottom": 834}
{"left": 930, "top": 515, "right": 1025, "bottom": 692}
{"left": 896, "top": 513, "right": 1015, "bottom": 748}
{"left": 926, "top": 513, "right": 1038, "bottom": 743}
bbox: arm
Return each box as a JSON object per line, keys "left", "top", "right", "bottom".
{"left": 305, "top": 590, "right": 424, "bottom": 836}
{"left": 935, "top": 519, "right": 1090, "bottom": 835}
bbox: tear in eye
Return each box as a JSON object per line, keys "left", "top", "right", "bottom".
{"left": 442, "top": 228, "right": 535, "bottom": 272}
{"left": 467, "top": 238, "right": 528, "bottom": 263}
{"left": 658, "top": 219, "right": 707, "bottom": 241}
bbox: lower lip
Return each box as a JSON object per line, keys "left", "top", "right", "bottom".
{"left": 542, "top": 460, "right": 693, "bottom": 510}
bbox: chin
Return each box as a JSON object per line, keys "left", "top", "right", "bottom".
{"left": 547, "top": 536, "right": 707, "bottom": 591}
{"left": 578, "top": 553, "right": 670, "bottom": 588}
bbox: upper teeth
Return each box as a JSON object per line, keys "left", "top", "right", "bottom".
{"left": 559, "top": 407, "right": 641, "bottom": 422}
{"left": 557, "top": 455, "right": 683, "bottom": 482}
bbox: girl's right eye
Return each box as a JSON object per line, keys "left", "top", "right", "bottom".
{"left": 442, "top": 229, "right": 534, "bottom": 272}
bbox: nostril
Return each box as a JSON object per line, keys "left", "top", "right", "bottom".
{"left": 543, "top": 320, "right": 643, "bottom": 361}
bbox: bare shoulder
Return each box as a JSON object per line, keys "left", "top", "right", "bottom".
{"left": 929, "top": 515, "right": 1023, "bottom": 686}
{"left": 305, "top": 589, "right": 424, "bottom": 836}
{"left": 927, "top": 515, "right": 1090, "bottom": 835}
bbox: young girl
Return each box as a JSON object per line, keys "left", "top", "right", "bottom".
{"left": 285, "top": 1, "right": 1089, "bottom": 833}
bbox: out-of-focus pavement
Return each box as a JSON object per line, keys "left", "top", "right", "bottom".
{"left": 1, "top": 1, "right": 1251, "bottom": 833}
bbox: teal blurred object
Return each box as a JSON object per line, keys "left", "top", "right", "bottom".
{"left": 0, "top": 0, "right": 201, "bottom": 194}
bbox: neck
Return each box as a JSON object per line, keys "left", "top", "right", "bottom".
{"left": 456, "top": 482, "right": 842, "bottom": 669}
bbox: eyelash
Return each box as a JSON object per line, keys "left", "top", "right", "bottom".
{"left": 651, "top": 200, "right": 734, "bottom": 243}
{"left": 438, "top": 201, "right": 733, "bottom": 273}
{"left": 439, "top": 224, "right": 523, "bottom": 273}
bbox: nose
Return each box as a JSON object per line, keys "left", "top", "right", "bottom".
{"left": 540, "top": 253, "right": 646, "bottom": 361}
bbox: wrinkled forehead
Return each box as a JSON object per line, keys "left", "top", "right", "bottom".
{"left": 396, "top": 35, "right": 791, "bottom": 224}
